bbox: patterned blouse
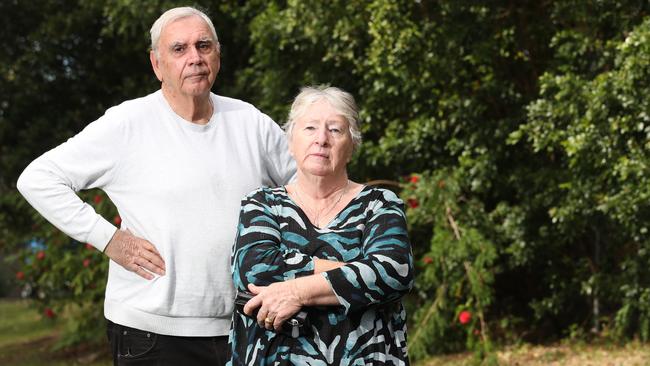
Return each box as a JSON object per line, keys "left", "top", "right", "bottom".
{"left": 229, "top": 185, "right": 414, "bottom": 366}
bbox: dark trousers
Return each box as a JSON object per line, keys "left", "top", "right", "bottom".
{"left": 106, "top": 320, "right": 230, "bottom": 366}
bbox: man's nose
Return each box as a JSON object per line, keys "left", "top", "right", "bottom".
{"left": 187, "top": 46, "right": 203, "bottom": 65}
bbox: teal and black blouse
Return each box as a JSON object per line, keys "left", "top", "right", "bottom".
{"left": 229, "top": 186, "right": 414, "bottom": 365}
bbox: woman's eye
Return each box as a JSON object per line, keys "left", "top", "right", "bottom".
{"left": 329, "top": 128, "right": 341, "bottom": 134}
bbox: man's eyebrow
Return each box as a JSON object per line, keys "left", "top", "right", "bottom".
{"left": 168, "top": 37, "right": 213, "bottom": 50}
{"left": 169, "top": 41, "right": 186, "bottom": 49}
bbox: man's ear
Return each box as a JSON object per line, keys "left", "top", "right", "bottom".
{"left": 150, "top": 50, "right": 163, "bottom": 82}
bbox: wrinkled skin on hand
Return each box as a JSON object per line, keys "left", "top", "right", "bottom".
{"left": 104, "top": 229, "right": 166, "bottom": 280}
{"left": 244, "top": 283, "right": 304, "bottom": 331}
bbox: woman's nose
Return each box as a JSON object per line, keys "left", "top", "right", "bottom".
{"left": 314, "top": 128, "right": 330, "bottom": 145}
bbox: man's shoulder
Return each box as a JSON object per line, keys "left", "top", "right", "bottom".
{"left": 93, "top": 91, "right": 171, "bottom": 131}
{"left": 212, "top": 94, "right": 255, "bottom": 110}
{"left": 212, "top": 94, "right": 272, "bottom": 123}
{"left": 106, "top": 91, "right": 160, "bottom": 116}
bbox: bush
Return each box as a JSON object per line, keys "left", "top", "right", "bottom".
{"left": 402, "top": 171, "right": 498, "bottom": 364}
{"left": 11, "top": 190, "right": 113, "bottom": 346}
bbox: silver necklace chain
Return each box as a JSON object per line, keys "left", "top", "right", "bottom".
{"left": 293, "top": 180, "right": 350, "bottom": 227}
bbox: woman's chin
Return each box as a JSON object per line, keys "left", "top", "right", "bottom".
{"left": 300, "top": 168, "right": 335, "bottom": 178}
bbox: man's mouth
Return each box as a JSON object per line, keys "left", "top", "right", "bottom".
{"left": 185, "top": 72, "right": 208, "bottom": 79}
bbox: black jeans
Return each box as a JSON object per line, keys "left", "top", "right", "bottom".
{"left": 106, "top": 320, "right": 230, "bottom": 366}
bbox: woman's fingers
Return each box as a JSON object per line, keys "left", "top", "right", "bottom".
{"left": 244, "top": 285, "right": 265, "bottom": 317}
{"left": 247, "top": 281, "right": 303, "bottom": 330}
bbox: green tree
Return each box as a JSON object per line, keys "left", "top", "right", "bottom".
{"left": 512, "top": 16, "right": 650, "bottom": 341}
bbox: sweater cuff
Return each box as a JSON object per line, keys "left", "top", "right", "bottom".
{"left": 87, "top": 215, "right": 117, "bottom": 252}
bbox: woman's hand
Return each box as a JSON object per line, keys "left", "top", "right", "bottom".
{"left": 244, "top": 282, "right": 304, "bottom": 331}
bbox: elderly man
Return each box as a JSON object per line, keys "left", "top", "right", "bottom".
{"left": 17, "top": 6, "right": 295, "bottom": 365}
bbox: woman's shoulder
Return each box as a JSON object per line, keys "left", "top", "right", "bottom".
{"left": 358, "top": 186, "right": 403, "bottom": 205}
{"left": 242, "top": 186, "right": 289, "bottom": 203}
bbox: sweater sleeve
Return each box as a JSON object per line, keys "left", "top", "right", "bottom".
{"left": 322, "top": 189, "right": 414, "bottom": 314}
{"left": 259, "top": 114, "right": 297, "bottom": 186}
{"left": 231, "top": 189, "right": 314, "bottom": 291}
{"left": 16, "top": 111, "right": 125, "bottom": 252}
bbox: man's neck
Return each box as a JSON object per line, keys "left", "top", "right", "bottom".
{"left": 161, "top": 88, "right": 213, "bottom": 125}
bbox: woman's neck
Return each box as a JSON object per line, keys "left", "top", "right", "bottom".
{"left": 294, "top": 173, "right": 349, "bottom": 200}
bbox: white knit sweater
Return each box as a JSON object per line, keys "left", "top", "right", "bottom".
{"left": 17, "top": 90, "right": 296, "bottom": 336}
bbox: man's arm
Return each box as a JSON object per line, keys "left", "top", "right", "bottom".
{"left": 16, "top": 114, "right": 165, "bottom": 279}
{"left": 260, "top": 114, "right": 297, "bottom": 185}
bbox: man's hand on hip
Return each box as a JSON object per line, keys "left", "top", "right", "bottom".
{"left": 104, "top": 229, "right": 166, "bottom": 280}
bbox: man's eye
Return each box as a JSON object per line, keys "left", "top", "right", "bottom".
{"left": 173, "top": 46, "right": 185, "bottom": 53}
{"left": 196, "top": 42, "right": 214, "bottom": 53}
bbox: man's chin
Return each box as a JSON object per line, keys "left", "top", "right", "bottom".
{"left": 182, "top": 86, "right": 212, "bottom": 97}
{"left": 182, "top": 79, "right": 213, "bottom": 94}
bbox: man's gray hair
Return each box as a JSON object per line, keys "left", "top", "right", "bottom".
{"left": 150, "top": 6, "right": 220, "bottom": 59}
{"left": 285, "top": 86, "right": 362, "bottom": 151}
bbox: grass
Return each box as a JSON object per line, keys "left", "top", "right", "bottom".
{"left": 417, "top": 340, "right": 650, "bottom": 366}
{"left": 0, "top": 299, "right": 111, "bottom": 366}
{"left": 2, "top": 298, "right": 649, "bottom": 365}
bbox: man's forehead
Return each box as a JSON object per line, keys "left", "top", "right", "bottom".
{"left": 161, "top": 17, "right": 213, "bottom": 43}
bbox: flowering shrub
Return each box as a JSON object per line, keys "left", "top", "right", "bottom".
{"left": 401, "top": 171, "right": 497, "bottom": 364}
{"left": 459, "top": 310, "right": 472, "bottom": 325}
{"left": 12, "top": 189, "right": 113, "bottom": 346}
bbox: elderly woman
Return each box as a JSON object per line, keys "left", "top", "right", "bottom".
{"left": 229, "top": 86, "right": 414, "bottom": 365}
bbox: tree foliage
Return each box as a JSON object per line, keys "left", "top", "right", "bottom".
{"left": 2, "top": 0, "right": 650, "bottom": 360}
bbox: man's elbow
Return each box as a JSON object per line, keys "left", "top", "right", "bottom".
{"left": 16, "top": 165, "right": 34, "bottom": 198}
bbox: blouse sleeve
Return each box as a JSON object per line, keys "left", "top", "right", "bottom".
{"left": 322, "top": 189, "right": 414, "bottom": 314}
{"left": 231, "top": 188, "right": 315, "bottom": 291}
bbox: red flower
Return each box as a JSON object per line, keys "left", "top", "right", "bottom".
{"left": 15, "top": 271, "right": 25, "bottom": 280}
{"left": 36, "top": 250, "right": 46, "bottom": 261}
{"left": 473, "top": 329, "right": 481, "bottom": 336}
{"left": 113, "top": 215, "right": 122, "bottom": 226}
{"left": 44, "top": 308, "right": 55, "bottom": 318}
{"left": 407, "top": 198, "right": 419, "bottom": 209}
{"left": 83, "top": 258, "right": 91, "bottom": 267}
{"left": 410, "top": 175, "right": 419, "bottom": 184}
{"left": 458, "top": 310, "right": 472, "bottom": 325}
{"left": 422, "top": 256, "right": 433, "bottom": 265}
{"left": 93, "top": 194, "right": 103, "bottom": 204}
{"left": 85, "top": 243, "right": 94, "bottom": 250}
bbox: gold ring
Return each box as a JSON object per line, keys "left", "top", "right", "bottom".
{"left": 265, "top": 316, "right": 274, "bottom": 323}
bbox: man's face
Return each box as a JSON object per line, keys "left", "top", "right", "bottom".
{"left": 150, "top": 16, "right": 220, "bottom": 98}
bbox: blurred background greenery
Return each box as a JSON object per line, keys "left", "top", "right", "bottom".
{"left": 1, "top": 0, "right": 650, "bottom": 364}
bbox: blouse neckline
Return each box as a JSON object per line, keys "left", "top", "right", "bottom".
{"left": 282, "top": 185, "right": 371, "bottom": 230}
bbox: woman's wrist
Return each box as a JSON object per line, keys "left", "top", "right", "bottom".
{"left": 291, "top": 273, "right": 340, "bottom": 306}
{"left": 313, "top": 258, "right": 345, "bottom": 273}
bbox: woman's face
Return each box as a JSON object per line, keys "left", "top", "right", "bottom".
{"left": 289, "top": 99, "right": 354, "bottom": 178}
